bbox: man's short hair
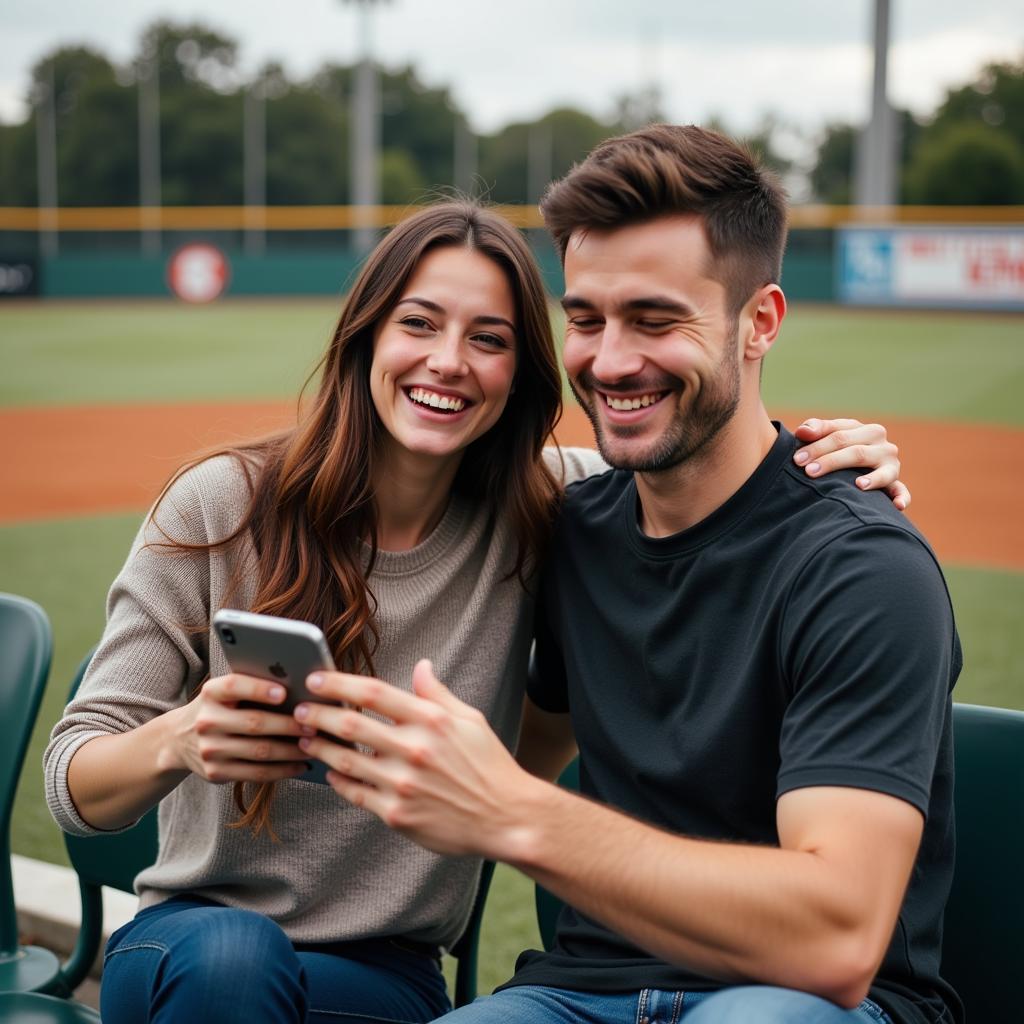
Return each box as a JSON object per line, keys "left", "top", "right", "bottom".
{"left": 540, "top": 124, "right": 788, "bottom": 315}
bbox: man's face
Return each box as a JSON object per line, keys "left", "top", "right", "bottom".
{"left": 561, "top": 216, "right": 742, "bottom": 473}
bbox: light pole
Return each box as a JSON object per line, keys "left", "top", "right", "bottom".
{"left": 454, "top": 116, "right": 477, "bottom": 197}
{"left": 854, "top": 0, "right": 897, "bottom": 210}
{"left": 343, "top": 0, "right": 388, "bottom": 253}
{"left": 138, "top": 46, "right": 162, "bottom": 256}
{"left": 34, "top": 65, "right": 59, "bottom": 259}
{"left": 244, "top": 79, "right": 267, "bottom": 255}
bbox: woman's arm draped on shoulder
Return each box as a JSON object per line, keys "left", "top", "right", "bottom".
{"left": 44, "top": 460, "right": 223, "bottom": 834}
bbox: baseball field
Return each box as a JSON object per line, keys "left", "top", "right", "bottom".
{"left": 2, "top": 298, "right": 1022, "bottom": 991}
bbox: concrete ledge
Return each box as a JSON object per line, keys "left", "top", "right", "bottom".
{"left": 13, "top": 854, "right": 137, "bottom": 978}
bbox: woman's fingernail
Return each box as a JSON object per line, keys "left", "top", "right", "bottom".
{"left": 299, "top": 737, "right": 311, "bottom": 751}
{"left": 857, "top": 476, "right": 870, "bottom": 488}
{"left": 794, "top": 450, "right": 809, "bottom": 465}
{"left": 269, "top": 685, "right": 285, "bottom": 701}
{"left": 294, "top": 704, "right": 309, "bottom": 721}
{"left": 307, "top": 674, "right": 324, "bottom": 690}
{"left": 807, "top": 462, "right": 821, "bottom": 475}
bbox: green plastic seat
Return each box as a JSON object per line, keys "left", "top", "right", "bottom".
{"left": 0, "top": 991, "right": 100, "bottom": 1022}
{"left": 939, "top": 702, "right": 1024, "bottom": 1021}
{"left": 535, "top": 704, "right": 1024, "bottom": 1021}
{"left": 0, "top": 593, "right": 59, "bottom": 996}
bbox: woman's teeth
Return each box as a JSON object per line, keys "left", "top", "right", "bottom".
{"left": 409, "top": 387, "right": 466, "bottom": 413}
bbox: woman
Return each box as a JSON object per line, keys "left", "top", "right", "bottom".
{"left": 45, "top": 201, "right": 905, "bottom": 1024}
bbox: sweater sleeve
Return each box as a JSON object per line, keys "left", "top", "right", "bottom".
{"left": 542, "top": 445, "right": 608, "bottom": 488}
{"left": 42, "top": 457, "right": 242, "bottom": 836}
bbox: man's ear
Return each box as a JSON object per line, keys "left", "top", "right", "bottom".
{"left": 741, "top": 284, "right": 786, "bottom": 362}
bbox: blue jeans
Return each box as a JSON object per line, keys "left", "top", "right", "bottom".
{"left": 101, "top": 895, "right": 451, "bottom": 1024}
{"left": 433, "top": 984, "right": 894, "bottom": 1023}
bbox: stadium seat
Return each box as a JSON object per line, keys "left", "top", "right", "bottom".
{"left": 939, "top": 703, "right": 1024, "bottom": 1021}
{"left": 0, "top": 593, "right": 59, "bottom": 995}
{"left": 534, "top": 704, "right": 1024, "bottom": 1022}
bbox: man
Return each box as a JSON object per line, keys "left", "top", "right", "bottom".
{"left": 298, "top": 125, "right": 961, "bottom": 1023}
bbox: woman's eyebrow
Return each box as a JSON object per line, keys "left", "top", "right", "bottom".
{"left": 471, "top": 315, "right": 515, "bottom": 331}
{"left": 396, "top": 297, "right": 514, "bottom": 332}
{"left": 396, "top": 296, "right": 444, "bottom": 313}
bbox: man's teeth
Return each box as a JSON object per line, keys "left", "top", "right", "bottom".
{"left": 409, "top": 387, "right": 466, "bottom": 412}
{"left": 604, "top": 392, "right": 663, "bottom": 411}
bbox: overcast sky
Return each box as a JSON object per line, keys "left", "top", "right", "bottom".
{"left": 3, "top": 0, "right": 1022, "bottom": 146}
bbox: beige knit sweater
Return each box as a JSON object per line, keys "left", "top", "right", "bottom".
{"left": 44, "top": 447, "right": 606, "bottom": 949}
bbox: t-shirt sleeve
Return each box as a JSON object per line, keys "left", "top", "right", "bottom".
{"left": 776, "top": 524, "right": 961, "bottom": 816}
{"left": 527, "top": 570, "right": 571, "bottom": 713}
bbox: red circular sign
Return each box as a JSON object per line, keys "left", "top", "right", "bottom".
{"left": 167, "top": 244, "right": 230, "bottom": 303}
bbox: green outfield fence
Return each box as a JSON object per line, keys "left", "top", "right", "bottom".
{"left": 1, "top": 204, "right": 1022, "bottom": 301}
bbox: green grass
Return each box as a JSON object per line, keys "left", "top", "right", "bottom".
{"left": 3, "top": 301, "right": 1023, "bottom": 426}
{"left": 764, "top": 308, "right": 1024, "bottom": 427}
{"left": 0, "top": 300, "right": 338, "bottom": 406}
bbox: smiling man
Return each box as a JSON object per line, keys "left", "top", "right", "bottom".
{"left": 298, "top": 125, "right": 963, "bottom": 1024}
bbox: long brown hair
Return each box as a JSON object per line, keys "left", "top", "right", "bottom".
{"left": 154, "top": 202, "right": 564, "bottom": 836}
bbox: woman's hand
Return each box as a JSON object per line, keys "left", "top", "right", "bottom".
{"left": 793, "top": 418, "right": 910, "bottom": 511}
{"left": 159, "top": 674, "right": 313, "bottom": 784}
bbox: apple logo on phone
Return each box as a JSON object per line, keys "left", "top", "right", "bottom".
{"left": 269, "top": 662, "right": 287, "bottom": 679}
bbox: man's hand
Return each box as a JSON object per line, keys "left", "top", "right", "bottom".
{"left": 293, "top": 660, "right": 540, "bottom": 857}
{"left": 793, "top": 418, "right": 909, "bottom": 511}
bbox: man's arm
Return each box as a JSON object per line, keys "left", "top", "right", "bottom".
{"left": 294, "top": 667, "right": 922, "bottom": 1008}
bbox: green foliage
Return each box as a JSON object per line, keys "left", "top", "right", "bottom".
{"left": 0, "top": 20, "right": 623, "bottom": 210}
{"left": 478, "top": 108, "right": 613, "bottom": 203}
{"left": 933, "top": 59, "right": 1024, "bottom": 151}
{"left": 810, "top": 123, "right": 856, "bottom": 204}
{"left": 265, "top": 83, "right": 348, "bottom": 205}
{"left": 904, "top": 120, "right": 1024, "bottom": 205}
{"left": 809, "top": 58, "right": 1024, "bottom": 205}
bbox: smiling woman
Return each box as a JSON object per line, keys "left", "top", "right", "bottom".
{"left": 42, "top": 200, "right": 607, "bottom": 1024}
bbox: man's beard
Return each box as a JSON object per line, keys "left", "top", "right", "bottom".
{"left": 570, "top": 339, "right": 741, "bottom": 473}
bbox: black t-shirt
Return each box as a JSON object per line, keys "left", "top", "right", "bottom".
{"left": 508, "top": 425, "right": 963, "bottom": 1024}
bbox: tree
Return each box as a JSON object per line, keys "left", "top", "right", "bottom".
{"left": 141, "top": 22, "right": 244, "bottom": 205}
{"left": 808, "top": 110, "right": 921, "bottom": 204}
{"left": 904, "top": 121, "right": 1024, "bottom": 205}
{"left": 810, "top": 123, "right": 856, "bottom": 204}
{"left": 22, "top": 47, "right": 137, "bottom": 207}
{"left": 931, "top": 58, "right": 1024, "bottom": 151}
{"left": 478, "top": 107, "right": 612, "bottom": 204}
{"left": 899, "top": 56, "right": 1024, "bottom": 204}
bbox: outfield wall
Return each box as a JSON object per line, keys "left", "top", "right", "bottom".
{"left": 0, "top": 232, "right": 836, "bottom": 302}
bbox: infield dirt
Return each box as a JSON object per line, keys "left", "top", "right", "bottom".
{"left": 2, "top": 401, "right": 1021, "bottom": 571}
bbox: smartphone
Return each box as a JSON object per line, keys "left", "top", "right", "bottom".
{"left": 211, "top": 608, "right": 344, "bottom": 784}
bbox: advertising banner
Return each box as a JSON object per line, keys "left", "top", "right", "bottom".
{"left": 837, "top": 227, "right": 1024, "bottom": 310}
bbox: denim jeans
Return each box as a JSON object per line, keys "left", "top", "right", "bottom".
{"left": 101, "top": 895, "right": 451, "bottom": 1024}
{"left": 433, "top": 984, "right": 893, "bottom": 1024}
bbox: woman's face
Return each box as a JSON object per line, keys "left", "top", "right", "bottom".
{"left": 370, "top": 245, "right": 518, "bottom": 469}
